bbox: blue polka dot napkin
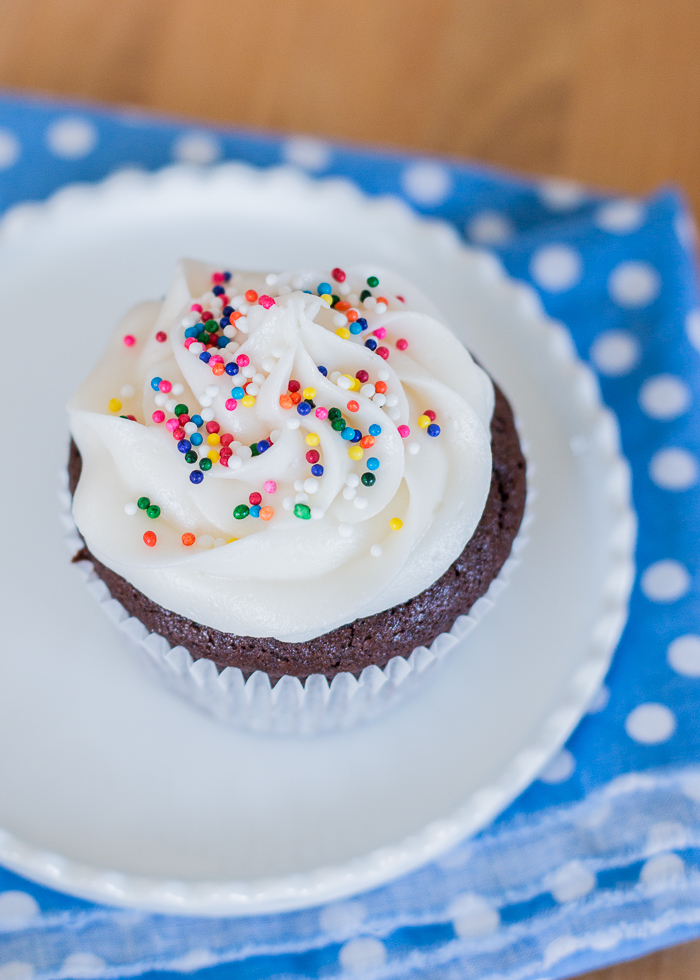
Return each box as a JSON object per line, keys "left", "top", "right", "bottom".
{"left": 1, "top": 90, "right": 700, "bottom": 980}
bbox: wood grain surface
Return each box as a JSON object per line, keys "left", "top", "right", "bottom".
{"left": 0, "top": 1, "right": 698, "bottom": 976}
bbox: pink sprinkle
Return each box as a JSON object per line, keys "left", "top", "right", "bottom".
{"left": 152, "top": 410, "right": 165, "bottom": 423}
{"left": 376, "top": 346, "right": 390, "bottom": 360}
{"left": 166, "top": 417, "right": 179, "bottom": 432}
{"left": 397, "top": 295, "right": 405, "bottom": 303}
{"left": 396, "top": 338, "right": 408, "bottom": 350}
{"left": 210, "top": 354, "right": 224, "bottom": 364}
{"left": 155, "top": 331, "right": 167, "bottom": 343}
{"left": 191, "top": 303, "right": 203, "bottom": 312}
{"left": 212, "top": 272, "right": 225, "bottom": 283}
{"left": 373, "top": 327, "right": 387, "bottom": 339}
{"left": 225, "top": 398, "right": 237, "bottom": 411}
{"left": 264, "top": 480, "right": 277, "bottom": 494}
{"left": 397, "top": 425, "right": 410, "bottom": 438}
{"left": 259, "top": 294, "right": 275, "bottom": 309}
{"left": 159, "top": 380, "right": 172, "bottom": 393}
{"left": 184, "top": 337, "right": 195, "bottom": 349}
{"left": 237, "top": 353, "right": 250, "bottom": 367}
{"left": 123, "top": 334, "right": 136, "bottom": 347}
{"left": 315, "top": 406, "right": 328, "bottom": 419}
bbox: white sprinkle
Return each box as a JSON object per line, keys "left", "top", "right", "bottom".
{"left": 165, "top": 398, "right": 177, "bottom": 412}
{"left": 347, "top": 294, "right": 359, "bottom": 305}
{"left": 338, "top": 283, "right": 351, "bottom": 296}
{"left": 238, "top": 303, "right": 250, "bottom": 315}
{"left": 197, "top": 534, "right": 214, "bottom": 548}
{"left": 265, "top": 273, "right": 278, "bottom": 286}
{"left": 271, "top": 345, "right": 286, "bottom": 358}
{"left": 304, "top": 478, "right": 319, "bottom": 494}
{"left": 343, "top": 486, "right": 357, "bottom": 500}
{"left": 385, "top": 393, "right": 399, "bottom": 407}
{"left": 184, "top": 421, "right": 196, "bottom": 434}
{"left": 202, "top": 292, "right": 216, "bottom": 305}
{"left": 172, "top": 383, "right": 184, "bottom": 396}
{"left": 360, "top": 384, "right": 376, "bottom": 397}
{"left": 226, "top": 341, "right": 240, "bottom": 352}
{"left": 120, "top": 384, "right": 135, "bottom": 399}
{"left": 330, "top": 371, "right": 342, "bottom": 383}
{"left": 408, "top": 441, "right": 421, "bottom": 455}
{"left": 373, "top": 393, "right": 387, "bottom": 407}
{"left": 370, "top": 544, "right": 383, "bottom": 557}
{"left": 295, "top": 492, "right": 309, "bottom": 504}
{"left": 242, "top": 365, "right": 256, "bottom": 378}
{"left": 236, "top": 317, "right": 249, "bottom": 334}
{"left": 223, "top": 325, "right": 237, "bottom": 339}
{"left": 201, "top": 407, "right": 215, "bottom": 421}
{"left": 375, "top": 302, "right": 388, "bottom": 314}
{"left": 189, "top": 342, "right": 204, "bottom": 355}
{"left": 287, "top": 417, "right": 301, "bottom": 429}
{"left": 282, "top": 496, "right": 295, "bottom": 511}
{"left": 246, "top": 383, "right": 260, "bottom": 396}
{"left": 363, "top": 295, "right": 377, "bottom": 309}
{"left": 228, "top": 455, "right": 242, "bottom": 470}
{"left": 294, "top": 479, "right": 304, "bottom": 492}
{"left": 213, "top": 537, "right": 226, "bottom": 547}
{"left": 268, "top": 429, "right": 280, "bottom": 442}
{"left": 205, "top": 384, "right": 220, "bottom": 397}
{"left": 387, "top": 407, "right": 401, "bottom": 421}
{"left": 198, "top": 395, "right": 212, "bottom": 407}
{"left": 182, "top": 313, "right": 199, "bottom": 328}
{"left": 377, "top": 368, "right": 390, "bottom": 381}
{"left": 311, "top": 506, "right": 325, "bottom": 519}
{"left": 337, "top": 375, "right": 353, "bottom": 390}
{"left": 333, "top": 313, "right": 348, "bottom": 327}
{"left": 346, "top": 472, "right": 360, "bottom": 488}
{"left": 338, "top": 523, "right": 353, "bottom": 538}
{"left": 253, "top": 372, "right": 265, "bottom": 384}
{"left": 354, "top": 496, "right": 368, "bottom": 509}
{"left": 154, "top": 393, "right": 167, "bottom": 407}
{"left": 230, "top": 441, "right": 242, "bottom": 451}
{"left": 230, "top": 294, "right": 244, "bottom": 307}
{"left": 124, "top": 502, "right": 138, "bottom": 516}
{"left": 236, "top": 445, "right": 252, "bottom": 459}
{"left": 261, "top": 358, "right": 275, "bottom": 372}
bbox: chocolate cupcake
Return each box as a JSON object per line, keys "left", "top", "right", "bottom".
{"left": 67, "top": 260, "right": 526, "bottom": 732}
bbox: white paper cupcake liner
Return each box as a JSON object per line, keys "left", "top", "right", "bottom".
{"left": 60, "top": 459, "right": 533, "bottom": 735}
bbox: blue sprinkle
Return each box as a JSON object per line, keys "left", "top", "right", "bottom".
{"left": 349, "top": 323, "right": 362, "bottom": 335}
{"left": 184, "top": 326, "right": 199, "bottom": 338}
{"left": 177, "top": 439, "right": 191, "bottom": 453}
{"left": 341, "top": 427, "right": 355, "bottom": 441}
{"left": 212, "top": 285, "right": 225, "bottom": 296}
{"left": 317, "top": 365, "right": 328, "bottom": 376}
{"left": 199, "top": 352, "right": 211, "bottom": 363}
{"left": 297, "top": 402, "right": 312, "bottom": 416}
{"left": 231, "top": 386, "right": 245, "bottom": 399}
{"left": 225, "top": 362, "right": 239, "bottom": 376}
{"left": 366, "top": 456, "right": 380, "bottom": 470}
{"left": 357, "top": 317, "right": 368, "bottom": 331}
{"left": 223, "top": 305, "right": 233, "bottom": 316}
{"left": 364, "top": 339, "right": 377, "bottom": 351}
{"left": 427, "top": 423, "right": 441, "bottom": 437}
{"left": 223, "top": 271, "right": 231, "bottom": 282}
{"left": 150, "top": 377, "right": 162, "bottom": 391}
{"left": 351, "top": 429, "right": 362, "bottom": 443}
{"left": 219, "top": 316, "right": 230, "bottom": 327}
{"left": 190, "top": 471, "right": 204, "bottom": 484}
{"left": 257, "top": 440, "right": 270, "bottom": 453}
{"left": 369, "top": 423, "right": 381, "bottom": 437}
{"left": 249, "top": 504, "right": 261, "bottom": 517}
{"left": 217, "top": 336, "right": 228, "bottom": 348}
{"left": 311, "top": 464, "right": 324, "bottom": 477}
{"left": 317, "top": 281, "right": 332, "bottom": 295}
{"left": 190, "top": 433, "right": 203, "bottom": 446}
{"left": 303, "top": 289, "right": 312, "bottom": 294}
{"left": 191, "top": 414, "right": 203, "bottom": 428}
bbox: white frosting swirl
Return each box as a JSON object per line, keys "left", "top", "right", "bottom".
{"left": 68, "top": 260, "right": 494, "bottom": 643}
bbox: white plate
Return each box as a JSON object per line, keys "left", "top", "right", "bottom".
{"left": 0, "top": 165, "right": 635, "bottom": 916}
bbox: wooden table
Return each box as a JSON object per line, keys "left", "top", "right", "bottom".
{"left": 1, "top": 1, "right": 698, "bottom": 975}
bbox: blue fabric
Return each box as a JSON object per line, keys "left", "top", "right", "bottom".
{"left": 1, "top": 91, "right": 699, "bottom": 980}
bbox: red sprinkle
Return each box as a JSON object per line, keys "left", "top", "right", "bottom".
{"left": 212, "top": 272, "right": 225, "bottom": 283}
{"left": 173, "top": 426, "right": 186, "bottom": 440}
{"left": 206, "top": 421, "right": 220, "bottom": 434}
{"left": 288, "top": 379, "right": 301, "bottom": 392}
{"left": 123, "top": 334, "right": 136, "bottom": 347}
{"left": 220, "top": 433, "right": 234, "bottom": 447}
{"left": 249, "top": 492, "right": 262, "bottom": 506}
{"left": 178, "top": 414, "right": 190, "bottom": 425}
{"left": 396, "top": 338, "right": 408, "bottom": 350}
{"left": 397, "top": 295, "right": 405, "bottom": 303}
{"left": 143, "top": 531, "right": 157, "bottom": 547}
{"left": 356, "top": 370, "right": 369, "bottom": 383}
{"left": 201, "top": 311, "right": 214, "bottom": 322}
{"left": 219, "top": 447, "right": 233, "bottom": 458}
{"left": 424, "top": 410, "right": 436, "bottom": 421}
{"left": 332, "top": 267, "right": 346, "bottom": 282}
{"left": 155, "top": 331, "right": 167, "bottom": 343}
{"left": 219, "top": 456, "right": 229, "bottom": 467}
{"left": 306, "top": 450, "right": 320, "bottom": 464}
{"left": 376, "top": 347, "right": 390, "bottom": 360}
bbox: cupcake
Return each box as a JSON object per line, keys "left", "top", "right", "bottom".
{"left": 67, "top": 260, "right": 526, "bottom": 731}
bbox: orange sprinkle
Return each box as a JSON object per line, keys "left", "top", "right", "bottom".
{"left": 335, "top": 301, "right": 350, "bottom": 312}
{"left": 260, "top": 506, "right": 274, "bottom": 521}
{"left": 143, "top": 531, "right": 157, "bottom": 547}
{"left": 212, "top": 362, "right": 225, "bottom": 376}
{"left": 375, "top": 381, "right": 387, "bottom": 394}
{"left": 376, "top": 296, "right": 388, "bottom": 305}
{"left": 182, "top": 532, "right": 196, "bottom": 546}
{"left": 290, "top": 391, "right": 302, "bottom": 405}
{"left": 360, "top": 435, "right": 375, "bottom": 448}
{"left": 245, "top": 289, "right": 258, "bottom": 303}
{"left": 347, "top": 400, "right": 359, "bottom": 412}
{"left": 279, "top": 394, "right": 293, "bottom": 409}
{"left": 230, "top": 311, "right": 243, "bottom": 320}
{"left": 346, "top": 309, "right": 359, "bottom": 322}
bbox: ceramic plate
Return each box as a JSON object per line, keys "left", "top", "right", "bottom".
{"left": 0, "top": 165, "right": 635, "bottom": 915}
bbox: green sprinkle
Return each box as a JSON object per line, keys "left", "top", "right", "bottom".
{"left": 199, "top": 458, "right": 213, "bottom": 471}
{"left": 360, "top": 289, "right": 372, "bottom": 302}
{"left": 361, "top": 472, "right": 376, "bottom": 487}
{"left": 137, "top": 496, "right": 150, "bottom": 510}
{"left": 174, "top": 403, "right": 188, "bottom": 416}
{"left": 294, "top": 503, "right": 311, "bottom": 520}
{"left": 250, "top": 443, "right": 260, "bottom": 457}
{"left": 330, "top": 294, "right": 340, "bottom": 307}
{"left": 146, "top": 504, "right": 161, "bottom": 519}
{"left": 184, "top": 450, "right": 198, "bottom": 464}
{"left": 367, "top": 276, "right": 379, "bottom": 288}
{"left": 233, "top": 504, "right": 249, "bottom": 520}
{"left": 331, "top": 417, "right": 346, "bottom": 431}
{"left": 328, "top": 407, "right": 341, "bottom": 420}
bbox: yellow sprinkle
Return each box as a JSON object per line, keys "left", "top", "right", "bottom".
{"left": 390, "top": 517, "right": 403, "bottom": 531}
{"left": 207, "top": 432, "right": 220, "bottom": 445}
{"left": 417, "top": 414, "right": 431, "bottom": 428}
{"left": 241, "top": 394, "right": 256, "bottom": 407}
{"left": 303, "top": 387, "right": 316, "bottom": 400}
{"left": 320, "top": 293, "right": 333, "bottom": 304}
{"left": 207, "top": 450, "right": 220, "bottom": 463}
{"left": 305, "top": 432, "right": 320, "bottom": 446}
{"left": 335, "top": 327, "right": 350, "bottom": 339}
{"left": 108, "top": 398, "right": 122, "bottom": 413}
{"left": 227, "top": 537, "right": 238, "bottom": 544}
{"left": 351, "top": 377, "right": 361, "bottom": 391}
{"left": 348, "top": 445, "right": 364, "bottom": 460}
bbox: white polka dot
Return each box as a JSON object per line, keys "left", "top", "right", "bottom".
{"left": 639, "top": 375, "right": 691, "bottom": 420}
{"left": 530, "top": 245, "right": 582, "bottom": 292}
{"left": 401, "top": 161, "right": 453, "bottom": 206}
{"left": 587, "top": 685, "right": 610, "bottom": 714}
{"left": 283, "top": 137, "right": 330, "bottom": 172}
{"left": 549, "top": 860, "right": 596, "bottom": 903}
{"left": 686, "top": 309, "right": 700, "bottom": 353}
{"left": 625, "top": 703, "right": 676, "bottom": 744}
{"left": 649, "top": 448, "right": 699, "bottom": 490}
{"left": 681, "top": 773, "right": 700, "bottom": 801}
{"left": 595, "top": 198, "right": 645, "bottom": 234}
{"left": 668, "top": 635, "right": 700, "bottom": 677}
{"left": 320, "top": 901, "right": 366, "bottom": 934}
{"left": 0, "top": 965, "right": 34, "bottom": 980}
{"left": 572, "top": 800, "right": 612, "bottom": 830}
{"left": 172, "top": 131, "right": 221, "bottom": 165}
{"left": 448, "top": 893, "right": 500, "bottom": 937}
{"left": 538, "top": 748, "right": 575, "bottom": 784}
{"left": 646, "top": 821, "right": 688, "bottom": 853}
{"left": 608, "top": 261, "right": 661, "bottom": 308}
{"left": 46, "top": 117, "right": 97, "bottom": 159}
{"left": 640, "top": 560, "right": 690, "bottom": 602}
{"left": 169, "top": 950, "right": 215, "bottom": 972}
{"left": 0, "top": 129, "right": 20, "bottom": 170}
{"left": 339, "top": 937, "right": 386, "bottom": 973}
{"left": 640, "top": 852, "right": 685, "bottom": 885}
{"left": 61, "top": 953, "right": 106, "bottom": 977}
{"left": 675, "top": 212, "right": 698, "bottom": 250}
{"left": 538, "top": 178, "right": 585, "bottom": 211}
{"left": 467, "top": 211, "right": 514, "bottom": 246}
{"left": 590, "top": 330, "right": 640, "bottom": 375}
{"left": 544, "top": 935, "right": 581, "bottom": 967}
{"left": 0, "top": 892, "right": 39, "bottom": 922}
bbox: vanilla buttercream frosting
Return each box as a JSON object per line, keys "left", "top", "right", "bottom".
{"left": 68, "top": 261, "right": 494, "bottom": 643}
